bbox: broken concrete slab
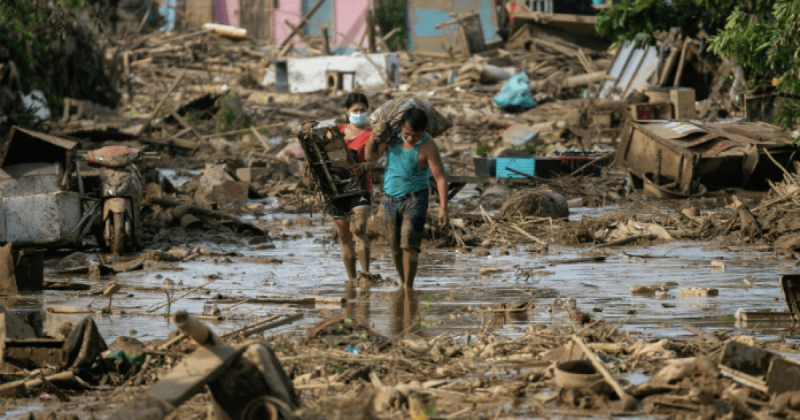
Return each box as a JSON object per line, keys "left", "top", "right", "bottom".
{"left": 501, "top": 124, "right": 540, "bottom": 148}
{"left": 0, "top": 305, "right": 37, "bottom": 339}
{"left": 193, "top": 164, "right": 249, "bottom": 208}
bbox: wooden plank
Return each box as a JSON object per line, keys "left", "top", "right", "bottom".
{"left": 673, "top": 39, "right": 691, "bottom": 87}
{"left": 185, "top": 0, "right": 213, "bottom": 28}
{"left": 148, "top": 344, "right": 245, "bottom": 406}
{"left": 135, "top": 69, "right": 186, "bottom": 137}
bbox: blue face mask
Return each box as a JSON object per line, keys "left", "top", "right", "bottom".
{"left": 349, "top": 112, "right": 368, "bottom": 126}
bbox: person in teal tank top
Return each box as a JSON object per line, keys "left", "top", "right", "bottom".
{"left": 365, "top": 107, "right": 449, "bottom": 288}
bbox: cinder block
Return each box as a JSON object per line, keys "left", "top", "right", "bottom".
{"left": 670, "top": 88, "right": 696, "bottom": 119}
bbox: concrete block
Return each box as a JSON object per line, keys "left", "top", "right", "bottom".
{"left": 671, "top": 88, "right": 697, "bottom": 119}
{"left": 42, "top": 311, "right": 83, "bottom": 339}
{"left": 194, "top": 164, "right": 249, "bottom": 207}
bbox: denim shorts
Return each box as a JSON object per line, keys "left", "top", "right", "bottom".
{"left": 383, "top": 189, "right": 429, "bottom": 252}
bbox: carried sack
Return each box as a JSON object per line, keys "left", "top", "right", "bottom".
{"left": 369, "top": 95, "right": 452, "bottom": 143}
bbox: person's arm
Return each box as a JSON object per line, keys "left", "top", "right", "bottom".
{"left": 365, "top": 122, "right": 389, "bottom": 163}
{"left": 425, "top": 140, "right": 449, "bottom": 227}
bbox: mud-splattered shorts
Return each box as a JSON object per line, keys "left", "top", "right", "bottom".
{"left": 327, "top": 193, "right": 372, "bottom": 218}
{"left": 383, "top": 189, "right": 429, "bottom": 252}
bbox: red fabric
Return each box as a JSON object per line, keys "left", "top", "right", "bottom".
{"left": 339, "top": 124, "right": 373, "bottom": 192}
{"left": 507, "top": 3, "right": 517, "bottom": 24}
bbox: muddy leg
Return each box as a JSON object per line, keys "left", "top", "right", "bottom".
{"left": 402, "top": 250, "right": 419, "bottom": 288}
{"left": 385, "top": 198, "right": 404, "bottom": 283}
{"left": 352, "top": 207, "right": 371, "bottom": 273}
{"left": 392, "top": 250, "right": 404, "bottom": 284}
{"left": 334, "top": 217, "right": 357, "bottom": 281}
{"left": 343, "top": 281, "right": 357, "bottom": 319}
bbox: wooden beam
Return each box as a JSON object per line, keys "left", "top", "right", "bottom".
{"left": 278, "top": 0, "right": 327, "bottom": 50}
{"left": 136, "top": 68, "right": 186, "bottom": 137}
{"left": 366, "top": 9, "right": 376, "bottom": 53}
{"left": 321, "top": 25, "right": 331, "bottom": 55}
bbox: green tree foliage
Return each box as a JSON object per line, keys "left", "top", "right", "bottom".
{"left": 709, "top": 0, "right": 800, "bottom": 140}
{"left": 596, "top": 0, "right": 799, "bottom": 138}
{"left": 374, "top": 0, "right": 407, "bottom": 50}
{"left": 0, "top": 0, "right": 118, "bottom": 114}
{"left": 595, "top": 0, "right": 774, "bottom": 47}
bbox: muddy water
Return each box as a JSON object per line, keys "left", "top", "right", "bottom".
{"left": 29, "top": 206, "right": 796, "bottom": 345}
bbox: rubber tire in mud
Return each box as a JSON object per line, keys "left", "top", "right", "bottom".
{"left": 111, "top": 212, "right": 124, "bottom": 255}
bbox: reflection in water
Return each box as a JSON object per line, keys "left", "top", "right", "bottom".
{"left": 390, "top": 287, "right": 420, "bottom": 336}
{"left": 492, "top": 309, "right": 529, "bottom": 329}
{"left": 343, "top": 281, "right": 371, "bottom": 325}
{"left": 0, "top": 296, "right": 42, "bottom": 309}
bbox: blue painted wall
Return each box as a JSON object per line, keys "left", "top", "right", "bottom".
{"left": 303, "top": 0, "right": 334, "bottom": 38}
{"left": 407, "top": 0, "right": 499, "bottom": 53}
{"left": 411, "top": 8, "right": 453, "bottom": 38}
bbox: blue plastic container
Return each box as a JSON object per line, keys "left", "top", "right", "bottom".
{"left": 496, "top": 157, "right": 536, "bottom": 178}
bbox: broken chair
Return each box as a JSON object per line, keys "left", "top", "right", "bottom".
{"left": 295, "top": 121, "right": 367, "bottom": 202}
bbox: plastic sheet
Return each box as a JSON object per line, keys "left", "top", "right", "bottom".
{"left": 493, "top": 72, "right": 536, "bottom": 110}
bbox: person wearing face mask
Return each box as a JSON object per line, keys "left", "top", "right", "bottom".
{"left": 365, "top": 107, "right": 449, "bottom": 288}
{"left": 328, "top": 92, "right": 376, "bottom": 281}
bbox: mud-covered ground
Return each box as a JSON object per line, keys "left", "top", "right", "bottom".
{"left": 5, "top": 184, "right": 800, "bottom": 419}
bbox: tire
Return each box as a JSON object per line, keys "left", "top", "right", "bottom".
{"left": 111, "top": 212, "right": 125, "bottom": 255}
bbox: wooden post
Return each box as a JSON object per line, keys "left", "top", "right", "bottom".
{"left": 322, "top": 25, "right": 331, "bottom": 55}
{"left": 673, "top": 38, "right": 691, "bottom": 87}
{"left": 366, "top": 9, "right": 376, "bottom": 53}
{"left": 278, "top": 0, "right": 327, "bottom": 50}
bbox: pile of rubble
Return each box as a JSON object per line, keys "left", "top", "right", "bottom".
{"left": 6, "top": 301, "right": 800, "bottom": 420}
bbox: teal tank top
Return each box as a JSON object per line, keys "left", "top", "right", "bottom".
{"left": 383, "top": 134, "right": 431, "bottom": 199}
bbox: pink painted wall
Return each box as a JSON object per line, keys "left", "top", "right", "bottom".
{"left": 213, "top": 0, "right": 240, "bottom": 27}
{"left": 273, "top": 0, "right": 304, "bottom": 46}
{"left": 272, "top": 0, "right": 369, "bottom": 50}
{"left": 333, "top": 0, "right": 369, "bottom": 49}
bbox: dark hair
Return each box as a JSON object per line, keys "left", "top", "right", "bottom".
{"left": 345, "top": 92, "right": 369, "bottom": 109}
{"left": 401, "top": 107, "right": 428, "bottom": 132}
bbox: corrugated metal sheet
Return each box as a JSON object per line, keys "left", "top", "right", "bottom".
{"left": 599, "top": 41, "right": 659, "bottom": 100}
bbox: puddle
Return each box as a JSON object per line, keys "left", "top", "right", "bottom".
{"left": 18, "top": 209, "right": 794, "bottom": 347}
